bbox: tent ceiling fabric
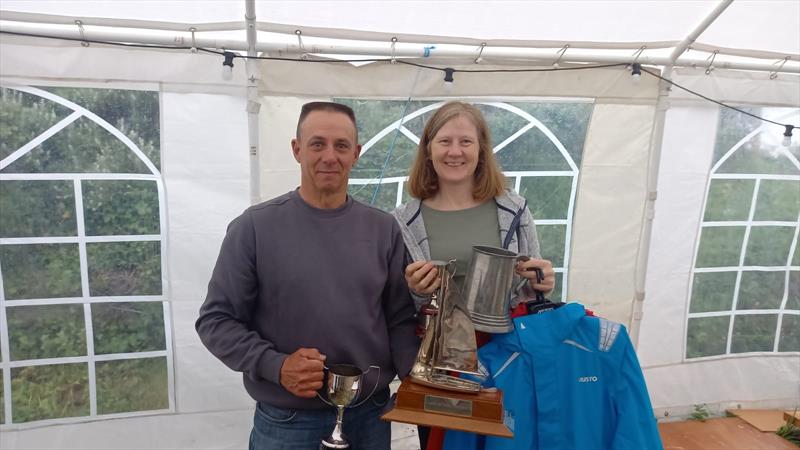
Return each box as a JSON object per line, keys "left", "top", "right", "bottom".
{"left": 1, "top": 0, "right": 798, "bottom": 58}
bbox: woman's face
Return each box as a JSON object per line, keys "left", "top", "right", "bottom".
{"left": 429, "top": 114, "right": 480, "bottom": 189}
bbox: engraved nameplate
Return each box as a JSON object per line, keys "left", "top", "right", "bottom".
{"left": 423, "top": 395, "right": 474, "bottom": 417}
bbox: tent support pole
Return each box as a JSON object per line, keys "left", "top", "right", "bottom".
{"left": 1, "top": 20, "right": 797, "bottom": 74}
{"left": 630, "top": 0, "right": 733, "bottom": 348}
{"left": 245, "top": 0, "right": 261, "bottom": 204}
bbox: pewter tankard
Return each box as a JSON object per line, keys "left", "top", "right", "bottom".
{"left": 462, "top": 245, "right": 529, "bottom": 333}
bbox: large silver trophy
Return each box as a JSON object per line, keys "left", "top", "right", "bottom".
{"left": 383, "top": 246, "right": 528, "bottom": 437}
{"left": 318, "top": 364, "right": 379, "bottom": 449}
{"left": 409, "top": 260, "right": 482, "bottom": 392}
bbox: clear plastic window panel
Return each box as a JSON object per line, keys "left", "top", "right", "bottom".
{"left": 0, "top": 85, "right": 171, "bottom": 424}
{"left": 686, "top": 106, "right": 800, "bottom": 359}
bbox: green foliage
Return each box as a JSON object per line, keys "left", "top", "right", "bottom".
{"left": 87, "top": 241, "right": 162, "bottom": 296}
{"left": 788, "top": 272, "right": 800, "bottom": 309}
{"left": 0, "top": 244, "right": 82, "bottom": 300}
{"left": 776, "top": 418, "right": 800, "bottom": 446}
{"left": 688, "top": 403, "right": 710, "bottom": 422}
{"left": 695, "top": 226, "right": 745, "bottom": 268}
{"left": 349, "top": 181, "right": 398, "bottom": 212}
{"left": 495, "top": 127, "right": 571, "bottom": 171}
{"left": 514, "top": 102, "right": 592, "bottom": 167}
{"left": 731, "top": 314, "right": 777, "bottom": 353}
{"left": 11, "top": 363, "right": 89, "bottom": 422}
{"left": 0, "top": 85, "right": 159, "bottom": 173}
{"left": 92, "top": 302, "right": 166, "bottom": 354}
{"left": 7, "top": 304, "right": 86, "bottom": 360}
{"left": 689, "top": 108, "right": 800, "bottom": 359}
{"left": 0, "top": 180, "right": 76, "bottom": 238}
{"left": 83, "top": 180, "right": 160, "bottom": 236}
{"left": 704, "top": 179, "right": 754, "bottom": 221}
{"left": 690, "top": 272, "right": 736, "bottom": 313}
{"left": 755, "top": 180, "right": 800, "bottom": 221}
{"left": 536, "top": 225, "right": 567, "bottom": 267}
{"left": 520, "top": 176, "right": 573, "bottom": 220}
{"left": 736, "top": 271, "right": 785, "bottom": 310}
{"left": 0, "top": 88, "right": 71, "bottom": 160}
{"left": 96, "top": 358, "right": 168, "bottom": 414}
{"left": 779, "top": 315, "right": 800, "bottom": 352}
{"left": 714, "top": 106, "right": 800, "bottom": 175}
{"left": 686, "top": 316, "right": 730, "bottom": 358}
{"left": 42, "top": 86, "right": 161, "bottom": 169}
{"left": 745, "top": 226, "right": 795, "bottom": 266}
{"left": 0, "top": 86, "right": 168, "bottom": 423}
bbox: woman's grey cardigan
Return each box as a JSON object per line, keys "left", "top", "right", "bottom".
{"left": 391, "top": 189, "right": 543, "bottom": 310}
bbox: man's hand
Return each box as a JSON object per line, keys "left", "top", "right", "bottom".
{"left": 516, "top": 258, "right": 556, "bottom": 294}
{"left": 280, "top": 348, "right": 326, "bottom": 398}
{"left": 405, "top": 260, "right": 441, "bottom": 296}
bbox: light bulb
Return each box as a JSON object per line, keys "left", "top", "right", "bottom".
{"left": 222, "top": 51, "right": 235, "bottom": 80}
{"left": 783, "top": 125, "right": 794, "bottom": 147}
{"left": 443, "top": 68, "right": 455, "bottom": 94}
{"left": 631, "top": 63, "right": 642, "bottom": 83}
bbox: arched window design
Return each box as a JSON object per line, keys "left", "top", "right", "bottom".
{"left": 0, "top": 86, "right": 172, "bottom": 425}
{"left": 686, "top": 107, "right": 800, "bottom": 359}
{"left": 340, "top": 99, "right": 592, "bottom": 301}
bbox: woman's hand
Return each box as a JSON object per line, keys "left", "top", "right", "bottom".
{"left": 404, "top": 260, "right": 441, "bottom": 296}
{"left": 515, "top": 258, "right": 556, "bottom": 294}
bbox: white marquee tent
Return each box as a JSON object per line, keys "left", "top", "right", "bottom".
{"left": 0, "top": 1, "right": 798, "bottom": 448}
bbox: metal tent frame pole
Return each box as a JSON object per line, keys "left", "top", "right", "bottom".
{"left": 245, "top": 0, "right": 261, "bottom": 205}
{"left": 630, "top": 0, "right": 734, "bottom": 347}
{"left": 0, "top": 18, "right": 798, "bottom": 74}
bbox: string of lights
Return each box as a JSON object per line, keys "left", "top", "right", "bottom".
{"left": 1, "top": 29, "right": 797, "bottom": 145}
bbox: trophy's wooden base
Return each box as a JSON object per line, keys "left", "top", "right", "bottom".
{"left": 381, "top": 378, "right": 512, "bottom": 438}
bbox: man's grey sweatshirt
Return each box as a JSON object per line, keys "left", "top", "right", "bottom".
{"left": 196, "top": 190, "right": 419, "bottom": 410}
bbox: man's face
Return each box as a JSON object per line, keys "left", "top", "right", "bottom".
{"left": 292, "top": 110, "right": 361, "bottom": 197}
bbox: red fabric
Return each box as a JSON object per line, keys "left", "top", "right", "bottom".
{"left": 426, "top": 426, "right": 446, "bottom": 450}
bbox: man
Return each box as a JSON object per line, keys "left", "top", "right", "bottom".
{"left": 196, "top": 102, "right": 418, "bottom": 449}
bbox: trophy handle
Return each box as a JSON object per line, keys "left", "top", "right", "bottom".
{"left": 349, "top": 365, "right": 381, "bottom": 408}
{"left": 315, "top": 365, "right": 381, "bottom": 409}
{"left": 315, "top": 364, "right": 340, "bottom": 408}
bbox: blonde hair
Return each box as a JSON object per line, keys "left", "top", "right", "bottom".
{"left": 407, "top": 101, "right": 505, "bottom": 201}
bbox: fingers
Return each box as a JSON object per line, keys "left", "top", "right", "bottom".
{"left": 516, "top": 258, "right": 556, "bottom": 293}
{"left": 405, "top": 261, "right": 440, "bottom": 295}
{"left": 280, "top": 348, "right": 326, "bottom": 398}
{"left": 296, "top": 347, "right": 326, "bottom": 362}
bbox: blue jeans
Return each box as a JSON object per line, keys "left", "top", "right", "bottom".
{"left": 249, "top": 388, "right": 391, "bottom": 450}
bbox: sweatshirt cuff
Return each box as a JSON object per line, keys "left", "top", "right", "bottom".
{"left": 258, "top": 350, "right": 289, "bottom": 385}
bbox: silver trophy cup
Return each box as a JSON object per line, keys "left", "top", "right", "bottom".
{"left": 319, "top": 364, "right": 380, "bottom": 449}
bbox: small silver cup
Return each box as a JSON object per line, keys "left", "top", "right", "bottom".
{"left": 319, "top": 364, "right": 379, "bottom": 449}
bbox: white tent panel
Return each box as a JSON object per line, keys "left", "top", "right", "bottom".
{"left": 569, "top": 103, "right": 655, "bottom": 325}
{"left": 257, "top": 60, "right": 660, "bottom": 100}
{"left": 258, "top": 96, "right": 321, "bottom": 200}
{"left": 670, "top": 68, "right": 800, "bottom": 106}
{"left": 0, "top": 35, "right": 248, "bottom": 90}
{"left": 638, "top": 105, "right": 719, "bottom": 368}
{"left": 639, "top": 102, "right": 800, "bottom": 414}
{"left": 0, "top": 409, "right": 253, "bottom": 450}
{"left": 3, "top": 1, "right": 798, "bottom": 56}
{"left": 161, "top": 91, "right": 256, "bottom": 414}
{"left": 646, "top": 356, "right": 800, "bottom": 418}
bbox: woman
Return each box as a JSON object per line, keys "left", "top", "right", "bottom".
{"left": 392, "top": 101, "right": 555, "bottom": 449}
{"left": 394, "top": 101, "right": 555, "bottom": 306}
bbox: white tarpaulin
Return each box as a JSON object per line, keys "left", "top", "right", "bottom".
{"left": 0, "top": 1, "right": 798, "bottom": 449}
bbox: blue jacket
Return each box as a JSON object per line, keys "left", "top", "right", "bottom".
{"left": 443, "top": 303, "right": 663, "bottom": 450}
